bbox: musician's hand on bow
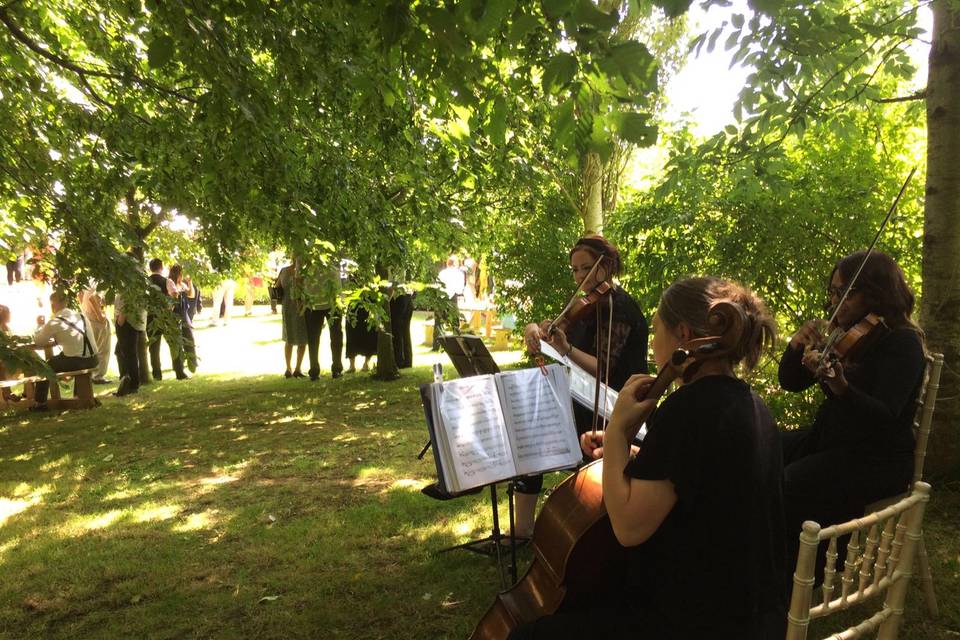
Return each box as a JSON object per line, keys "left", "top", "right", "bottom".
{"left": 800, "top": 344, "right": 823, "bottom": 375}
{"left": 537, "top": 320, "right": 571, "bottom": 356}
{"left": 607, "top": 374, "right": 657, "bottom": 443}
{"left": 523, "top": 323, "right": 543, "bottom": 354}
{"left": 790, "top": 320, "right": 825, "bottom": 351}
{"left": 580, "top": 431, "right": 604, "bottom": 460}
{"left": 815, "top": 354, "right": 849, "bottom": 396}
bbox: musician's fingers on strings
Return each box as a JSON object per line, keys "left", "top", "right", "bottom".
{"left": 580, "top": 431, "right": 604, "bottom": 458}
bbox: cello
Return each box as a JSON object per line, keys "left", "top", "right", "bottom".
{"left": 469, "top": 301, "right": 746, "bottom": 640}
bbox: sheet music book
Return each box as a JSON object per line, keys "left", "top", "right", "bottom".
{"left": 538, "top": 340, "right": 618, "bottom": 420}
{"left": 423, "top": 363, "right": 581, "bottom": 493}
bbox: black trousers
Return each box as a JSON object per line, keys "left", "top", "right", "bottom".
{"left": 181, "top": 321, "right": 197, "bottom": 372}
{"left": 6, "top": 259, "right": 21, "bottom": 285}
{"left": 147, "top": 315, "right": 185, "bottom": 379}
{"left": 782, "top": 429, "right": 912, "bottom": 587}
{"left": 390, "top": 294, "right": 414, "bottom": 368}
{"left": 115, "top": 321, "right": 142, "bottom": 391}
{"left": 305, "top": 307, "right": 329, "bottom": 378}
{"left": 305, "top": 307, "right": 344, "bottom": 377}
{"left": 35, "top": 353, "right": 99, "bottom": 403}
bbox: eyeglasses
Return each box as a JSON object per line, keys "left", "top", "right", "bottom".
{"left": 827, "top": 285, "right": 854, "bottom": 299}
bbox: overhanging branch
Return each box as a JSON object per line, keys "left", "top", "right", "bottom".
{"left": 869, "top": 88, "right": 927, "bottom": 104}
{"left": 0, "top": 7, "right": 199, "bottom": 104}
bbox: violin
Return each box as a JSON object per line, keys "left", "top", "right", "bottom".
{"left": 546, "top": 280, "right": 612, "bottom": 337}
{"left": 816, "top": 312, "right": 889, "bottom": 378}
{"left": 470, "top": 301, "right": 745, "bottom": 640}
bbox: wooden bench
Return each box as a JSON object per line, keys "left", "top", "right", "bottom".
{"left": 47, "top": 367, "right": 99, "bottom": 409}
{"left": 0, "top": 368, "right": 99, "bottom": 411}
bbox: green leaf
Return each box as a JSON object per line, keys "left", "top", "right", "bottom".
{"left": 572, "top": 0, "right": 619, "bottom": 31}
{"left": 604, "top": 41, "right": 656, "bottom": 93}
{"left": 731, "top": 13, "right": 744, "bottom": 29}
{"left": 542, "top": 0, "right": 575, "bottom": 20}
{"left": 617, "top": 111, "right": 658, "bottom": 146}
{"left": 508, "top": 12, "right": 540, "bottom": 44}
{"left": 475, "top": 0, "right": 516, "bottom": 39}
{"left": 652, "top": 0, "right": 693, "bottom": 19}
{"left": 488, "top": 96, "right": 507, "bottom": 145}
{"left": 541, "top": 53, "right": 578, "bottom": 94}
{"left": 147, "top": 35, "right": 175, "bottom": 69}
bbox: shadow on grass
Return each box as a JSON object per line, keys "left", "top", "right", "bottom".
{"left": 0, "top": 368, "right": 521, "bottom": 639}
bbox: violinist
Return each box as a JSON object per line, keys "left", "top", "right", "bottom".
{"left": 516, "top": 235, "right": 649, "bottom": 537}
{"left": 779, "top": 251, "right": 925, "bottom": 569}
{"left": 509, "top": 277, "right": 784, "bottom": 640}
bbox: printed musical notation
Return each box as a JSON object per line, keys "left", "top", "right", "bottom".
{"left": 427, "top": 364, "right": 581, "bottom": 492}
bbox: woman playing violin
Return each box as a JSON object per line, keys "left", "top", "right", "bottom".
{"left": 780, "top": 251, "right": 926, "bottom": 570}
{"left": 515, "top": 235, "right": 649, "bottom": 537}
{"left": 510, "top": 277, "right": 785, "bottom": 640}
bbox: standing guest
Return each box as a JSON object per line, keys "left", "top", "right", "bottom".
{"left": 181, "top": 275, "right": 202, "bottom": 324}
{"left": 210, "top": 277, "right": 237, "bottom": 327}
{"left": 113, "top": 289, "right": 146, "bottom": 397}
{"left": 345, "top": 301, "right": 377, "bottom": 373}
{"left": 390, "top": 285, "right": 414, "bottom": 369}
{"left": 30, "top": 291, "right": 99, "bottom": 411}
{"left": 509, "top": 276, "right": 785, "bottom": 640}
{"left": 169, "top": 265, "right": 198, "bottom": 374}
{"left": 79, "top": 285, "right": 112, "bottom": 384}
{"left": 147, "top": 258, "right": 188, "bottom": 380}
{"left": 278, "top": 261, "right": 307, "bottom": 378}
{"left": 6, "top": 249, "right": 23, "bottom": 285}
{"left": 245, "top": 274, "right": 263, "bottom": 316}
{"left": 0, "top": 305, "right": 18, "bottom": 403}
{"left": 433, "top": 255, "right": 466, "bottom": 350}
{"left": 779, "top": 251, "right": 925, "bottom": 580}
{"left": 302, "top": 259, "right": 341, "bottom": 381}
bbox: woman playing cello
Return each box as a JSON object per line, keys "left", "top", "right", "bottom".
{"left": 515, "top": 235, "right": 649, "bottom": 538}
{"left": 779, "top": 251, "right": 926, "bottom": 572}
{"left": 509, "top": 277, "right": 785, "bottom": 640}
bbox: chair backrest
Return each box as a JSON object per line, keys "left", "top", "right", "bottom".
{"left": 911, "top": 353, "right": 943, "bottom": 484}
{"left": 786, "top": 482, "right": 931, "bottom": 640}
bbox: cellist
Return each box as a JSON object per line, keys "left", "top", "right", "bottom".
{"left": 516, "top": 235, "right": 649, "bottom": 538}
{"left": 509, "top": 277, "right": 786, "bottom": 640}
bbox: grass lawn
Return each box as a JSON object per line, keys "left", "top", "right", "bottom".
{"left": 1, "top": 309, "right": 957, "bottom": 639}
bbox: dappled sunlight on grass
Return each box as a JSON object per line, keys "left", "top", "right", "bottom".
{"left": 0, "top": 483, "right": 51, "bottom": 525}
{"left": 39, "top": 454, "right": 71, "bottom": 472}
{"left": 173, "top": 509, "right": 221, "bottom": 532}
{"left": 334, "top": 433, "right": 359, "bottom": 442}
{"left": 199, "top": 474, "right": 239, "bottom": 486}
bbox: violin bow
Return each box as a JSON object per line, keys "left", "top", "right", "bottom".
{"left": 827, "top": 166, "right": 916, "bottom": 329}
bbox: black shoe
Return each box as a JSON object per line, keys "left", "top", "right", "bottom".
{"left": 152, "top": 373, "right": 162, "bottom": 381}
{"left": 176, "top": 372, "right": 190, "bottom": 380}
{"left": 284, "top": 370, "right": 293, "bottom": 379}
{"left": 331, "top": 369, "right": 342, "bottom": 379}
{"left": 292, "top": 371, "right": 305, "bottom": 378}
{"left": 115, "top": 376, "right": 133, "bottom": 396}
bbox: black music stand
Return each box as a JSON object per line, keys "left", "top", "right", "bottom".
{"left": 418, "top": 334, "right": 520, "bottom": 587}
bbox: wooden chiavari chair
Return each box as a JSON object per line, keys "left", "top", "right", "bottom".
{"left": 786, "top": 481, "right": 931, "bottom": 640}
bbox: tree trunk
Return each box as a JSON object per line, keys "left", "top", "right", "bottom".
{"left": 581, "top": 151, "right": 604, "bottom": 233}
{"left": 373, "top": 296, "right": 400, "bottom": 380}
{"left": 921, "top": 0, "right": 960, "bottom": 478}
{"left": 137, "top": 329, "right": 151, "bottom": 385}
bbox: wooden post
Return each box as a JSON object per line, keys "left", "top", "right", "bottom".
{"left": 786, "top": 521, "right": 821, "bottom": 640}
{"left": 878, "top": 483, "right": 931, "bottom": 639}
